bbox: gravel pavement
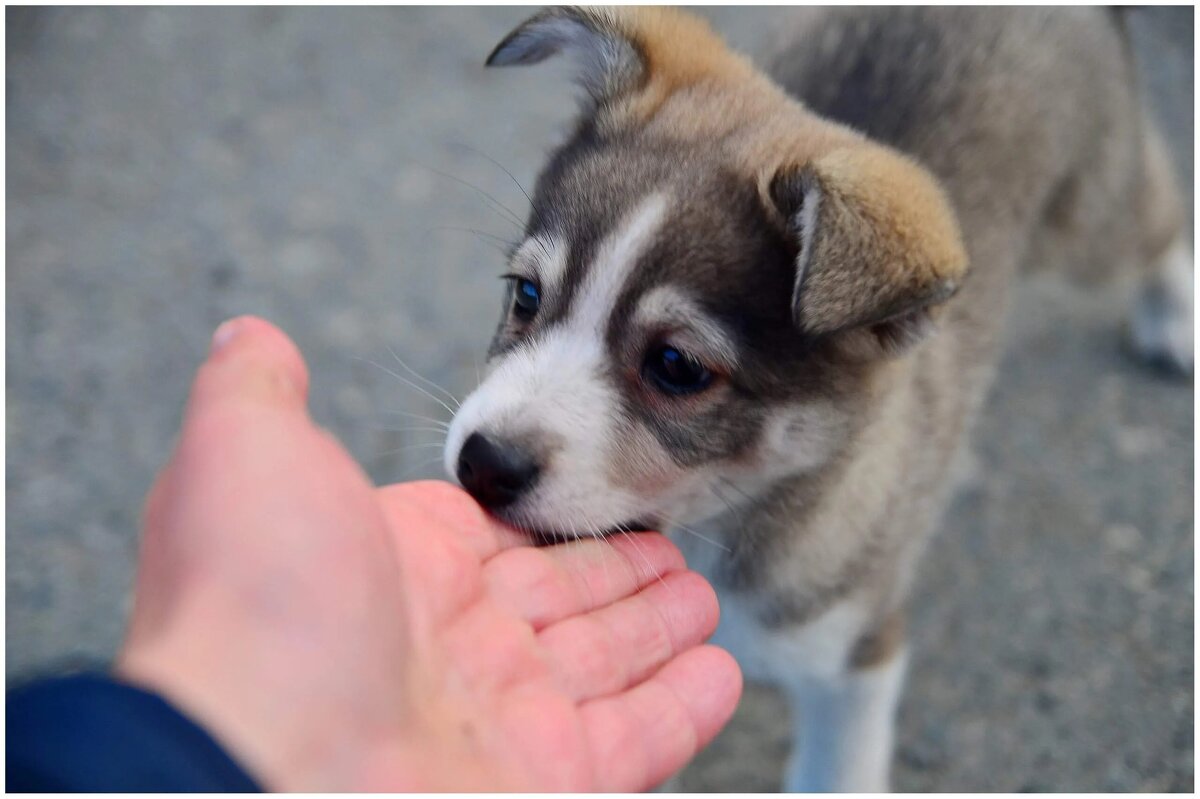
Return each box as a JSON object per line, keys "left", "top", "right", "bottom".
{"left": 6, "top": 6, "right": 1193, "bottom": 791}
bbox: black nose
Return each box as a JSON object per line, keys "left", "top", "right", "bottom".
{"left": 456, "top": 432, "right": 540, "bottom": 509}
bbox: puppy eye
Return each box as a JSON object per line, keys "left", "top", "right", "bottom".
{"left": 510, "top": 277, "right": 541, "bottom": 321}
{"left": 643, "top": 345, "right": 714, "bottom": 396}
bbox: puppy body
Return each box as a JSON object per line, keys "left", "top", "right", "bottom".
{"left": 446, "top": 7, "right": 1191, "bottom": 790}
{"left": 686, "top": 10, "right": 1192, "bottom": 789}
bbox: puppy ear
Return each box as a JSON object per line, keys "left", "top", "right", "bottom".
{"left": 486, "top": 7, "right": 746, "bottom": 121}
{"left": 485, "top": 8, "right": 644, "bottom": 106}
{"left": 769, "top": 147, "right": 968, "bottom": 358}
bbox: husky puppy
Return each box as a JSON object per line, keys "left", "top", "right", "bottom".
{"left": 442, "top": 7, "right": 1192, "bottom": 791}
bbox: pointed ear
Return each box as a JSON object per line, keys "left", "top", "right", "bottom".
{"left": 769, "top": 147, "right": 968, "bottom": 358}
{"left": 485, "top": 8, "right": 644, "bottom": 107}
{"left": 485, "top": 7, "right": 744, "bottom": 119}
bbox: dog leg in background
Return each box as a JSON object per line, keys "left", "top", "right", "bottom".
{"left": 1131, "top": 237, "right": 1194, "bottom": 376}
{"left": 782, "top": 649, "right": 908, "bottom": 793}
{"left": 776, "top": 607, "right": 909, "bottom": 793}
{"left": 1129, "top": 123, "right": 1193, "bottom": 376}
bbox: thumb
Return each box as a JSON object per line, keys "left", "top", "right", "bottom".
{"left": 186, "top": 316, "right": 311, "bottom": 418}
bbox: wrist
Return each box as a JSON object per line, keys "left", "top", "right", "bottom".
{"left": 115, "top": 632, "right": 331, "bottom": 790}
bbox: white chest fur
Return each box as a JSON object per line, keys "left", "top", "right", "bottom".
{"left": 670, "top": 526, "right": 903, "bottom": 791}
{"left": 668, "top": 527, "right": 870, "bottom": 682}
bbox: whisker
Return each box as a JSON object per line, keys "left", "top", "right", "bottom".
{"left": 589, "top": 522, "right": 627, "bottom": 590}
{"left": 374, "top": 441, "right": 448, "bottom": 459}
{"left": 615, "top": 523, "right": 674, "bottom": 597}
{"left": 448, "top": 142, "right": 547, "bottom": 235}
{"left": 710, "top": 483, "right": 749, "bottom": 546}
{"left": 379, "top": 410, "right": 451, "bottom": 428}
{"left": 396, "top": 454, "right": 449, "bottom": 481}
{"left": 658, "top": 514, "right": 732, "bottom": 554}
{"left": 580, "top": 520, "right": 614, "bottom": 587}
{"left": 412, "top": 161, "right": 526, "bottom": 230}
{"left": 709, "top": 483, "right": 741, "bottom": 517}
{"left": 384, "top": 344, "right": 461, "bottom": 409}
{"left": 427, "top": 225, "right": 514, "bottom": 257}
{"left": 718, "top": 477, "right": 758, "bottom": 504}
{"left": 355, "top": 356, "right": 458, "bottom": 418}
{"left": 372, "top": 425, "right": 451, "bottom": 436}
{"left": 427, "top": 224, "right": 517, "bottom": 247}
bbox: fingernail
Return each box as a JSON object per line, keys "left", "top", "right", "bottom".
{"left": 210, "top": 318, "right": 241, "bottom": 354}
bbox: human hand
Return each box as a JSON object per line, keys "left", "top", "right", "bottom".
{"left": 116, "top": 316, "right": 741, "bottom": 791}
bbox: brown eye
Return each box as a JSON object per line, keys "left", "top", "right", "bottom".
{"left": 643, "top": 345, "right": 713, "bottom": 396}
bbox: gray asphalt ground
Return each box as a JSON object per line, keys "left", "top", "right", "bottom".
{"left": 6, "top": 6, "right": 1193, "bottom": 792}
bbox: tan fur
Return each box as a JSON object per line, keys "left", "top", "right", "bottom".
{"left": 477, "top": 7, "right": 1190, "bottom": 789}
{"left": 848, "top": 608, "right": 907, "bottom": 670}
{"left": 814, "top": 149, "right": 966, "bottom": 291}
{"left": 796, "top": 149, "right": 967, "bottom": 334}
{"left": 1136, "top": 123, "right": 1187, "bottom": 266}
{"left": 583, "top": 7, "right": 864, "bottom": 164}
{"left": 587, "top": 7, "right": 969, "bottom": 337}
{"left": 606, "top": 8, "right": 756, "bottom": 87}
{"left": 588, "top": 7, "right": 761, "bottom": 129}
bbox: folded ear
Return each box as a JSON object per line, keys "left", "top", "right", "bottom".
{"left": 769, "top": 147, "right": 968, "bottom": 358}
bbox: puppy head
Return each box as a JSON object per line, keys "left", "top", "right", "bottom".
{"left": 444, "top": 7, "right": 968, "bottom": 539}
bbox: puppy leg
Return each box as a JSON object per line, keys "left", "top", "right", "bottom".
{"left": 1129, "top": 123, "right": 1193, "bottom": 376}
{"left": 782, "top": 609, "right": 909, "bottom": 793}
{"left": 1130, "top": 235, "right": 1193, "bottom": 376}
{"left": 782, "top": 650, "right": 908, "bottom": 793}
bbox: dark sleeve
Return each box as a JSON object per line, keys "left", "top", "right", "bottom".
{"left": 6, "top": 672, "right": 262, "bottom": 792}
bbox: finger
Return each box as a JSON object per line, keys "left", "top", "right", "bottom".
{"left": 141, "top": 467, "right": 169, "bottom": 536}
{"left": 376, "top": 481, "right": 526, "bottom": 561}
{"left": 375, "top": 480, "right": 535, "bottom": 629}
{"left": 482, "top": 534, "right": 686, "bottom": 630}
{"left": 185, "top": 316, "right": 310, "bottom": 421}
{"left": 580, "top": 645, "right": 743, "bottom": 792}
{"left": 536, "top": 569, "right": 719, "bottom": 702}
{"left": 146, "top": 317, "right": 313, "bottom": 540}
{"left": 439, "top": 601, "right": 546, "bottom": 693}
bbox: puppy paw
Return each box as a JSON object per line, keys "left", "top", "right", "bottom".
{"left": 1129, "top": 240, "right": 1193, "bottom": 377}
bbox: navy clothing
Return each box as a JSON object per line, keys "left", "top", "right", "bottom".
{"left": 7, "top": 673, "right": 261, "bottom": 792}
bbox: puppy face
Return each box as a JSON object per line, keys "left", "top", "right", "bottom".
{"left": 443, "top": 8, "right": 967, "bottom": 539}
{"left": 446, "top": 141, "right": 849, "bottom": 535}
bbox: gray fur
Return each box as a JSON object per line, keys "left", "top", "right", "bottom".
{"left": 732, "top": 6, "right": 1188, "bottom": 624}
{"left": 451, "top": 7, "right": 1189, "bottom": 790}
{"left": 486, "top": 8, "right": 642, "bottom": 109}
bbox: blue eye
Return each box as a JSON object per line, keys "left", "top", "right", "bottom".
{"left": 643, "top": 345, "right": 714, "bottom": 396}
{"left": 512, "top": 278, "right": 540, "bottom": 320}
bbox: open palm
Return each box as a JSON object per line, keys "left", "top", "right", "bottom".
{"left": 118, "top": 316, "right": 741, "bottom": 792}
